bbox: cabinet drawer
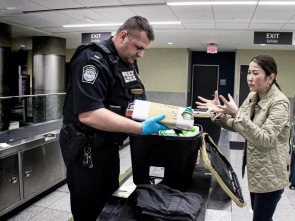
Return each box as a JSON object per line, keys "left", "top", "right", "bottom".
{"left": 22, "top": 140, "right": 62, "bottom": 198}
{"left": 0, "top": 153, "right": 21, "bottom": 212}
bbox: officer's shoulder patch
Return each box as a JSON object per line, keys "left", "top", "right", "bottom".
{"left": 82, "top": 65, "right": 98, "bottom": 84}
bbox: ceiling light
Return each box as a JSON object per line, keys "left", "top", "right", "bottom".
{"left": 167, "top": 1, "right": 257, "bottom": 6}
{"left": 150, "top": 21, "right": 181, "bottom": 25}
{"left": 63, "top": 21, "right": 181, "bottom": 28}
{"left": 168, "top": 42, "right": 174, "bottom": 45}
{"left": 63, "top": 23, "right": 122, "bottom": 28}
{"left": 259, "top": 1, "right": 295, "bottom": 5}
{"left": 6, "top": 7, "right": 16, "bottom": 10}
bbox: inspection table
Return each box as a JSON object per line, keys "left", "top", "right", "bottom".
{"left": 97, "top": 158, "right": 216, "bottom": 221}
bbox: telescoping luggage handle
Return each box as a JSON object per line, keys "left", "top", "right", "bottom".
{"left": 200, "top": 132, "right": 247, "bottom": 208}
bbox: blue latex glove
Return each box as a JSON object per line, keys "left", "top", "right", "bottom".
{"left": 141, "top": 114, "right": 167, "bottom": 135}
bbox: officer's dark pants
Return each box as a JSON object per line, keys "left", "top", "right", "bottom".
{"left": 59, "top": 129, "right": 120, "bottom": 221}
{"left": 250, "top": 188, "right": 284, "bottom": 221}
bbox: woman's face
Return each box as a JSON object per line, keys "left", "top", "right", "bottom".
{"left": 247, "top": 61, "right": 273, "bottom": 97}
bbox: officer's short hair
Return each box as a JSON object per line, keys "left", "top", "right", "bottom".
{"left": 117, "top": 16, "right": 155, "bottom": 41}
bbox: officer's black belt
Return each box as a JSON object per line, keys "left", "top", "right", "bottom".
{"left": 62, "top": 124, "right": 97, "bottom": 137}
{"left": 62, "top": 124, "right": 84, "bottom": 137}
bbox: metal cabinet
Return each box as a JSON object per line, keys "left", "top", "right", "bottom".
{"left": 0, "top": 130, "right": 66, "bottom": 218}
{"left": 22, "top": 140, "right": 63, "bottom": 198}
{"left": 0, "top": 153, "right": 21, "bottom": 213}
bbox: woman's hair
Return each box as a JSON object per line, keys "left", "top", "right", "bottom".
{"left": 250, "top": 54, "right": 281, "bottom": 91}
{"left": 116, "top": 16, "right": 154, "bottom": 41}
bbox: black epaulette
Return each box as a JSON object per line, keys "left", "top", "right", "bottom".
{"left": 70, "top": 42, "right": 119, "bottom": 66}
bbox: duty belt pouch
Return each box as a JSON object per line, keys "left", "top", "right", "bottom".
{"left": 64, "top": 124, "right": 91, "bottom": 160}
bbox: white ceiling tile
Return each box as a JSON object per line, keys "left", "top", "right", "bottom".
{"left": 0, "top": 8, "right": 21, "bottom": 16}
{"left": 74, "top": 0, "right": 122, "bottom": 7}
{"left": 0, "top": 0, "right": 47, "bottom": 11}
{"left": 252, "top": 5, "right": 295, "bottom": 23}
{"left": 59, "top": 9, "right": 112, "bottom": 23}
{"left": 120, "top": 0, "right": 164, "bottom": 4}
{"left": 281, "top": 23, "right": 295, "bottom": 30}
{"left": 44, "top": 26, "right": 119, "bottom": 33}
{"left": 129, "top": 5, "right": 178, "bottom": 22}
{"left": 213, "top": 5, "right": 255, "bottom": 23}
{"left": 216, "top": 22, "right": 249, "bottom": 29}
{"left": 1, "top": 14, "right": 51, "bottom": 27}
{"left": 29, "top": 0, "right": 84, "bottom": 9}
{"left": 259, "top": 0, "right": 295, "bottom": 2}
{"left": 249, "top": 23, "right": 285, "bottom": 30}
{"left": 151, "top": 23, "right": 184, "bottom": 30}
{"left": 183, "top": 23, "right": 216, "bottom": 29}
{"left": 168, "top": 5, "right": 214, "bottom": 23}
{"left": 91, "top": 7, "right": 136, "bottom": 22}
{"left": 28, "top": 11, "right": 80, "bottom": 26}
{"left": 165, "top": 0, "right": 211, "bottom": 3}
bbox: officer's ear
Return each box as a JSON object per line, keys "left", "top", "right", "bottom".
{"left": 120, "top": 30, "right": 128, "bottom": 41}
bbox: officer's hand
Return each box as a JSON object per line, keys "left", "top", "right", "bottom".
{"left": 140, "top": 114, "right": 167, "bottom": 135}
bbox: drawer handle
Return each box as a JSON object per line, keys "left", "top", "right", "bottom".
{"left": 9, "top": 176, "right": 18, "bottom": 184}
{"left": 25, "top": 170, "right": 31, "bottom": 178}
{"left": 43, "top": 133, "right": 56, "bottom": 141}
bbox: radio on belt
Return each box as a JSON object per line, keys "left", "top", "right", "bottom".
{"left": 126, "top": 100, "right": 194, "bottom": 130}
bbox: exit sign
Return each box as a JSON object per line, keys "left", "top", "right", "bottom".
{"left": 207, "top": 45, "right": 218, "bottom": 54}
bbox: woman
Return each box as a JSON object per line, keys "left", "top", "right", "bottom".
{"left": 196, "top": 54, "right": 291, "bottom": 221}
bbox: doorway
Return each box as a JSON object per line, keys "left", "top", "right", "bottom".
{"left": 239, "top": 65, "right": 250, "bottom": 106}
{"left": 191, "top": 65, "right": 219, "bottom": 109}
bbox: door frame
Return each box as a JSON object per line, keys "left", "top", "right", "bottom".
{"left": 191, "top": 64, "right": 219, "bottom": 108}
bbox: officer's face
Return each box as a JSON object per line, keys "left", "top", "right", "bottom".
{"left": 118, "top": 30, "right": 151, "bottom": 64}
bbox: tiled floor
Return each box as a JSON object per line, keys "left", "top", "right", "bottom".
{"left": 4, "top": 131, "right": 295, "bottom": 221}
{"left": 5, "top": 184, "right": 72, "bottom": 221}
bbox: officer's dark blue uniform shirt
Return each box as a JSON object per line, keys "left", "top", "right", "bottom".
{"left": 70, "top": 38, "right": 117, "bottom": 116}
{"left": 63, "top": 37, "right": 145, "bottom": 129}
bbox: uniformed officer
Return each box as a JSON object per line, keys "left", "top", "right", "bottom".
{"left": 59, "top": 16, "right": 167, "bottom": 221}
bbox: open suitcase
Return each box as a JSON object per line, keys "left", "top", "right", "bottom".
{"left": 130, "top": 126, "right": 246, "bottom": 207}
{"left": 200, "top": 132, "right": 246, "bottom": 207}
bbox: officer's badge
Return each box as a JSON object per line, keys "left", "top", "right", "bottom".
{"left": 82, "top": 65, "right": 98, "bottom": 84}
{"left": 121, "top": 70, "right": 137, "bottom": 83}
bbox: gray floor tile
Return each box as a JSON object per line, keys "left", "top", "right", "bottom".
{"left": 205, "top": 209, "right": 231, "bottom": 221}
{"left": 286, "top": 189, "right": 295, "bottom": 208}
{"left": 119, "top": 145, "right": 132, "bottom": 175}
{"left": 279, "top": 190, "right": 292, "bottom": 205}
{"left": 231, "top": 202, "right": 253, "bottom": 221}
{"left": 33, "top": 191, "right": 68, "bottom": 208}
{"left": 231, "top": 213, "right": 253, "bottom": 221}
{"left": 48, "top": 193, "right": 71, "bottom": 213}
{"left": 29, "top": 208, "right": 72, "bottom": 221}
{"left": 55, "top": 184, "right": 69, "bottom": 193}
{"left": 273, "top": 201, "right": 295, "bottom": 221}
{"left": 7, "top": 205, "right": 45, "bottom": 221}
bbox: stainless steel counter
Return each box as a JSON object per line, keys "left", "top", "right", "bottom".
{"left": 0, "top": 119, "right": 66, "bottom": 217}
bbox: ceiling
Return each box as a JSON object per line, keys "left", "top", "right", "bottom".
{"left": 1, "top": 0, "right": 295, "bottom": 51}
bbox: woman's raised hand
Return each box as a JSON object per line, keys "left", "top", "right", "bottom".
{"left": 195, "top": 90, "right": 222, "bottom": 114}
{"left": 217, "top": 94, "right": 239, "bottom": 118}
